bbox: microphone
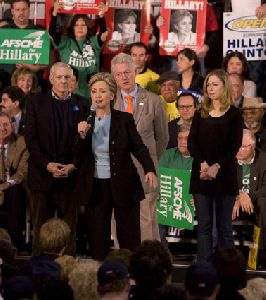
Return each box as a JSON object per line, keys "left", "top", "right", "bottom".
{"left": 85, "top": 104, "right": 96, "bottom": 136}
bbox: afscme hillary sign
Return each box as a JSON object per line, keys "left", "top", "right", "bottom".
{"left": 0, "top": 29, "right": 50, "bottom": 64}
{"left": 223, "top": 13, "right": 266, "bottom": 61}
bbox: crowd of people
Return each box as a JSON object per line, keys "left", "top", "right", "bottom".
{"left": 0, "top": 0, "right": 266, "bottom": 298}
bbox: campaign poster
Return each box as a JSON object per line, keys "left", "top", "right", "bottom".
{"left": 223, "top": 13, "right": 266, "bottom": 61}
{"left": 0, "top": 29, "right": 50, "bottom": 64}
{"left": 0, "top": 0, "right": 46, "bottom": 28}
{"left": 104, "top": 0, "right": 151, "bottom": 54}
{"left": 157, "top": 168, "right": 194, "bottom": 230}
{"left": 58, "top": 0, "right": 101, "bottom": 15}
{"left": 159, "top": 0, "right": 207, "bottom": 56}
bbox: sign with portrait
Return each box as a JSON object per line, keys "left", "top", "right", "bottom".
{"left": 159, "top": 0, "right": 207, "bottom": 55}
{"left": 223, "top": 13, "right": 266, "bottom": 61}
{"left": 57, "top": 0, "right": 101, "bottom": 14}
{"left": 157, "top": 168, "right": 194, "bottom": 230}
{"left": 104, "top": 0, "right": 151, "bottom": 54}
{"left": 0, "top": 29, "right": 50, "bottom": 64}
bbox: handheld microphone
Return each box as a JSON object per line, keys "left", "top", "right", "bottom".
{"left": 85, "top": 104, "right": 96, "bottom": 136}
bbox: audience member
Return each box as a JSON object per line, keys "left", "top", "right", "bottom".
{"left": 239, "top": 277, "right": 266, "bottom": 300}
{"left": 112, "top": 53, "right": 168, "bottom": 242}
{"left": 157, "top": 71, "right": 180, "bottom": 121}
{"left": 49, "top": 1, "right": 107, "bottom": 99}
{"left": 168, "top": 92, "right": 197, "bottom": 149}
{"left": 11, "top": 67, "right": 39, "bottom": 97}
{"left": 159, "top": 124, "right": 193, "bottom": 248}
{"left": 188, "top": 69, "right": 243, "bottom": 262}
{"left": 69, "top": 68, "right": 79, "bottom": 94}
{"left": 25, "top": 62, "right": 88, "bottom": 255}
{"left": 128, "top": 42, "right": 159, "bottom": 90}
{"left": 152, "top": 284, "right": 187, "bottom": 300}
{"left": 222, "top": 51, "right": 256, "bottom": 98}
{"left": 97, "top": 261, "right": 130, "bottom": 300}
{"left": 0, "top": 112, "right": 28, "bottom": 249}
{"left": 76, "top": 72, "right": 156, "bottom": 260}
{"left": 68, "top": 260, "right": 100, "bottom": 300}
{"left": 0, "top": 86, "right": 25, "bottom": 135}
{"left": 105, "top": 249, "right": 132, "bottom": 270}
{"left": 212, "top": 248, "right": 247, "bottom": 300}
{"left": 185, "top": 262, "right": 220, "bottom": 300}
{"left": 3, "top": 276, "right": 34, "bottom": 300}
{"left": 129, "top": 240, "right": 173, "bottom": 299}
{"left": 242, "top": 97, "right": 266, "bottom": 151}
{"left": 55, "top": 255, "right": 79, "bottom": 282}
{"left": 176, "top": 48, "right": 204, "bottom": 103}
{"left": 232, "top": 129, "right": 266, "bottom": 268}
{"left": 228, "top": 73, "right": 245, "bottom": 108}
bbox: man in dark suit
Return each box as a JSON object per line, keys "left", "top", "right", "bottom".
{"left": 229, "top": 73, "right": 244, "bottom": 108}
{"left": 0, "top": 112, "right": 28, "bottom": 249}
{"left": 0, "top": 86, "right": 26, "bottom": 135}
{"left": 25, "top": 62, "right": 88, "bottom": 255}
{"left": 233, "top": 129, "right": 266, "bottom": 267}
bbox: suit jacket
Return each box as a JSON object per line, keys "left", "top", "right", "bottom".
{"left": 25, "top": 91, "right": 88, "bottom": 191}
{"left": 237, "top": 149, "right": 266, "bottom": 203}
{"left": 74, "top": 109, "right": 156, "bottom": 206}
{"left": 114, "top": 87, "right": 168, "bottom": 193}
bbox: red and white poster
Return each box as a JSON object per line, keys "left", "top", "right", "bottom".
{"left": 58, "top": 0, "right": 101, "bottom": 14}
{"left": 104, "top": 0, "right": 152, "bottom": 54}
{"left": 159, "top": 0, "right": 207, "bottom": 55}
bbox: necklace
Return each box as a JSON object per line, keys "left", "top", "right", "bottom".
{"left": 96, "top": 113, "right": 106, "bottom": 121}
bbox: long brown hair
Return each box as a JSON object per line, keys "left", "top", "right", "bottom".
{"left": 201, "top": 69, "right": 234, "bottom": 118}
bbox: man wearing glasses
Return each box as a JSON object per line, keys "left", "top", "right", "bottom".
{"left": 168, "top": 92, "right": 198, "bottom": 149}
{"left": 233, "top": 129, "right": 266, "bottom": 268}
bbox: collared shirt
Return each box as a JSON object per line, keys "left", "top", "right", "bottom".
{"left": 0, "top": 144, "right": 15, "bottom": 185}
{"left": 121, "top": 85, "right": 138, "bottom": 112}
{"left": 12, "top": 111, "right": 22, "bottom": 135}
{"left": 52, "top": 90, "right": 72, "bottom": 101}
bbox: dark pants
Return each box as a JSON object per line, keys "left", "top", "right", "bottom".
{"left": 0, "top": 184, "right": 26, "bottom": 249}
{"left": 29, "top": 178, "right": 78, "bottom": 255}
{"left": 87, "top": 178, "right": 140, "bottom": 261}
{"left": 194, "top": 194, "right": 235, "bottom": 262}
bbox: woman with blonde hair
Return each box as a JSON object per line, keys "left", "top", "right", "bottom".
{"left": 188, "top": 69, "right": 243, "bottom": 262}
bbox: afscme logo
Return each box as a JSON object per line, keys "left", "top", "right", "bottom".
{"left": 225, "top": 15, "right": 266, "bottom": 32}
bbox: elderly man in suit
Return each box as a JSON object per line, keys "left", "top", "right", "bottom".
{"left": 232, "top": 129, "right": 266, "bottom": 268}
{"left": 111, "top": 53, "right": 168, "bottom": 241}
{"left": 25, "top": 62, "right": 88, "bottom": 255}
{"left": 0, "top": 112, "right": 28, "bottom": 250}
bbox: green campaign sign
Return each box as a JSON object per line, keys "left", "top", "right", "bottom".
{"left": 0, "top": 29, "right": 50, "bottom": 64}
{"left": 157, "top": 168, "right": 194, "bottom": 230}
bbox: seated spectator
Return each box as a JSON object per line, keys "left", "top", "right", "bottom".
{"left": 229, "top": 73, "right": 245, "bottom": 108}
{"left": 129, "top": 240, "right": 173, "bottom": 299}
{"left": 185, "top": 262, "right": 220, "bottom": 300}
{"left": 157, "top": 71, "right": 180, "bottom": 121}
{"left": 0, "top": 112, "right": 28, "bottom": 250}
{"left": 168, "top": 92, "right": 197, "bottom": 149}
{"left": 159, "top": 124, "right": 193, "bottom": 247}
{"left": 239, "top": 277, "right": 266, "bottom": 299}
{"left": 0, "top": 86, "right": 26, "bottom": 135}
{"left": 222, "top": 51, "right": 256, "bottom": 98}
{"left": 20, "top": 218, "right": 70, "bottom": 278}
{"left": 232, "top": 129, "right": 266, "bottom": 268}
{"left": 212, "top": 248, "right": 247, "bottom": 300}
{"left": 128, "top": 42, "right": 159, "bottom": 91}
{"left": 176, "top": 48, "right": 204, "bottom": 103}
{"left": 68, "top": 260, "right": 100, "bottom": 300}
{"left": 242, "top": 97, "right": 266, "bottom": 151}
{"left": 11, "top": 67, "right": 39, "bottom": 97}
{"left": 97, "top": 261, "right": 130, "bottom": 300}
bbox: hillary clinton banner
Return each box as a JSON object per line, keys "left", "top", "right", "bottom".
{"left": 157, "top": 168, "right": 194, "bottom": 229}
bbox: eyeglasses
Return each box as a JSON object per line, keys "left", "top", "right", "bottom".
{"left": 178, "top": 105, "right": 194, "bottom": 110}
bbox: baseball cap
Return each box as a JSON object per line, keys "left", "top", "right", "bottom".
{"left": 157, "top": 71, "right": 179, "bottom": 84}
{"left": 97, "top": 261, "right": 129, "bottom": 285}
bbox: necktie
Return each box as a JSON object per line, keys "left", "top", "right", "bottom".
{"left": 0, "top": 145, "right": 6, "bottom": 183}
{"left": 125, "top": 95, "right": 133, "bottom": 114}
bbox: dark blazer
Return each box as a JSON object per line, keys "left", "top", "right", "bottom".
{"left": 18, "top": 111, "right": 26, "bottom": 136}
{"left": 25, "top": 91, "right": 88, "bottom": 191}
{"left": 74, "top": 109, "right": 156, "bottom": 206}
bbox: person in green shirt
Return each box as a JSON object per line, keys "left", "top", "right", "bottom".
{"left": 49, "top": 1, "right": 108, "bottom": 102}
{"left": 159, "top": 124, "right": 193, "bottom": 247}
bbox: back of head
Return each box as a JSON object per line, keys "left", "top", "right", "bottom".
{"left": 105, "top": 248, "right": 132, "bottom": 270}
{"left": 212, "top": 248, "right": 247, "bottom": 292}
{"left": 39, "top": 218, "right": 70, "bottom": 255}
{"left": 130, "top": 240, "right": 173, "bottom": 289}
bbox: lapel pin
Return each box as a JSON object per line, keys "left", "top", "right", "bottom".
{"left": 73, "top": 105, "right": 80, "bottom": 112}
